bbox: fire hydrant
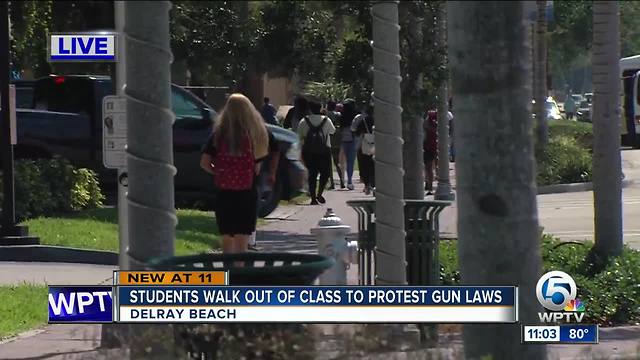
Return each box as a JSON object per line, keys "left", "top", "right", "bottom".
{"left": 311, "top": 208, "right": 358, "bottom": 285}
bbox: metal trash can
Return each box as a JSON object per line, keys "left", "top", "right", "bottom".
{"left": 346, "top": 199, "right": 450, "bottom": 286}
{"left": 147, "top": 252, "right": 334, "bottom": 358}
{"left": 147, "top": 252, "right": 335, "bottom": 285}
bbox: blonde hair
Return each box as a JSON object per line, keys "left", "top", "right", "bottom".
{"left": 214, "top": 93, "right": 269, "bottom": 159}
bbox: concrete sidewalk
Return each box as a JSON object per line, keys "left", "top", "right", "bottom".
{"left": 0, "top": 262, "right": 115, "bottom": 286}
{"left": 2, "top": 178, "right": 640, "bottom": 359}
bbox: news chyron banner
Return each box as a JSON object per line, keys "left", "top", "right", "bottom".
{"left": 48, "top": 271, "right": 518, "bottom": 323}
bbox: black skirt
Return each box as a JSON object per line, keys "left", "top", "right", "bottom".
{"left": 215, "top": 186, "right": 258, "bottom": 236}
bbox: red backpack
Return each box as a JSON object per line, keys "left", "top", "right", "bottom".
{"left": 212, "top": 135, "right": 255, "bottom": 190}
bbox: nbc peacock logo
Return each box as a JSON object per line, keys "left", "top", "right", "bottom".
{"left": 564, "top": 299, "right": 586, "bottom": 312}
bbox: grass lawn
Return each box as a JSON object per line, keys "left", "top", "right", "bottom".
{"left": 0, "top": 284, "right": 48, "bottom": 339}
{"left": 25, "top": 208, "right": 218, "bottom": 255}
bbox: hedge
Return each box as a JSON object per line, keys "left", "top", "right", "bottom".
{"left": 0, "top": 157, "right": 104, "bottom": 221}
{"left": 439, "top": 236, "right": 640, "bottom": 326}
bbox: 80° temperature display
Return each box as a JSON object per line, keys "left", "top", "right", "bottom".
{"left": 522, "top": 324, "right": 598, "bottom": 344}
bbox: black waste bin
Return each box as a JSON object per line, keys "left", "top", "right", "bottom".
{"left": 147, "top": 252, "right": 334, "bottom": 359}
{"left": 147, "top": 252, "right": 334, "bottom": 285}
{"left": 347, "top": 199, "right": 450, "bottom": 344}
{"left": 346, "top": 199, "right": 450, "bottom": 286}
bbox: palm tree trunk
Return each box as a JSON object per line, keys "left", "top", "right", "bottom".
{"left": 448, "top": 2, "right": 546, "bottom": 358}
{"left": 592, "top": 1, "right": 623, "bottom": 257}
{"left": 372, "top": 0, "right": 406, "bottom": 285}
{"left": 534, "top": 0, "right": 548, "bottom": 148}
{"left": 401, "top": 1, "right": 425, "bottom": 200}
{"left": 435, "top": 2, "right": 453, "bottom": 201}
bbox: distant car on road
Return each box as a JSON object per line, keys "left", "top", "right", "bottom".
{"left": 12, "top": 75, "right": 306, "bottom": 217}
{"left": 577, "top": 100, "right": 592, "bottom": 123}
{"left": 532, "top": 97, "right": 563, "bottom": 121}
{"left": 571, "top": 94, "right": 584, "bottom": 104}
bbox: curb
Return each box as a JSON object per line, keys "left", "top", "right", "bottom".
{"left": 537, "top": 179, "right": 634, "bottom": 195}
{"left": 0, "top": 328, "right": 46, "bottom": 346}
{"left": 0, "top": 245, "right": 118, "bottom": 265}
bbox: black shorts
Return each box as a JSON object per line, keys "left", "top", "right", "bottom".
{"left": 424, "top": 150, "right": 436, "bottom": 164}
{"left": 215, "top": 187, "right": 258, "bottom": 236}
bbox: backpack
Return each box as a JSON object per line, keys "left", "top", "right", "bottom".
{"left": 361, "top": 116, "right": 375, "bottom": 156}
{"left": 303, "top": 116, "right": 329, "bottom": 155}
{"left": 212, "top": 135, "right": 255, "bottom": 190}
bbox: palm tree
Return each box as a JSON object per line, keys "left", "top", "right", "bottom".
{"left": 435, "top": 2, "right": 454, "bottom": 201}
{"left": 592, "top": 1, "right": 623, "bottom": 257}
{"left": 534, "top": 0, "right": 549, "bottom": 148}
{"left": 372, "top": 0, "right": 406, "bottom": 285}
{"left": 448, "top": 2, "right": 546, "bottom": 358}
{"left": 400, "top": 1, "right": 425, "bottom": 200}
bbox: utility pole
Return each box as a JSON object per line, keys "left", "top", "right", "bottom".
{"left": 0, "top": 1, "right": 38, "bottom": 245}
{"left": 100, "top": 0, "right": 129, "bottom": 349}
{"left": 372, "top": 0, "right": 406, "bottom": 286}
{"left": 125, "top": 2, "right": 176, "bottom": 357}
{"left": 435, "top": 3, "right": 454, "bottom": 201}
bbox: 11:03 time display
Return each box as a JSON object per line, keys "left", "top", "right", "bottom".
{"left": 528, "top": 328, "right": 557, "bottom": 339}
{"left": 523, "top": 326, "right": 561, "bottom": 342}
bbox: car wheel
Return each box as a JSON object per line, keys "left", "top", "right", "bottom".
{"left": 258, "top": 179, "right": 283, "bottom": 218}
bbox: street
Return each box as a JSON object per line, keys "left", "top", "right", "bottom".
{"left": 538, "top": 148, "right": 640, "bottom": 248}
{"left": 538, "top": 187, "right": 640, "bottom": 248}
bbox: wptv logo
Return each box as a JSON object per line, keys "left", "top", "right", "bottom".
{"left": 536, "top": 271, "right": 585, "bottom": 323}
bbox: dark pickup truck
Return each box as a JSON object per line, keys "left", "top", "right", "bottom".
{"left": 13, "top": 75, "right": 306, "bottom": 216}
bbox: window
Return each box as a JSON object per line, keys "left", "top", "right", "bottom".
{"left": 33, "top": 77, "right": 93, "bottom": 115}
{"left": 172, "top": 88, "right": 202, "bottom": 119}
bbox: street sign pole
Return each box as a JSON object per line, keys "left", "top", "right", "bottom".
{"left": 101, "top": 0, "right": 129, "bottom": 349}
{"left": 0, "top": 1, "right": 38, "bottom": 244}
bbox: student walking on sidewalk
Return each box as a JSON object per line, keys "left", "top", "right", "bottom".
{"left": 326, "top": 100, "right": 345, "bottom": 189}
{"left": 352, "top": 104, "right": 375, "bottom": 195}
{"left": 339, "top": 99, "right": 358, "bottom": 190}
{"left": 423, "top": 109, "right": 438, "bottom": 195}
{"left": 200, "top": 93, "right": 270, "bottom": 253}
{"left": 298, "top": 100, "right": 336, "bottom": 205}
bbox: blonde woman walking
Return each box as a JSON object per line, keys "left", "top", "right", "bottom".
{"left": 200, "top": 94, "right": 269, "bottom": 253}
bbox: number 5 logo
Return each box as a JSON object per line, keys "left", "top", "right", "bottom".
{"left": 536, "top": 271, "right": 577, "bottom": 311}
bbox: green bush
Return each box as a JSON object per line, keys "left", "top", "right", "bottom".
{"left": 0, "top": 157, "right": 104, "bottom": 221}
{"left": 439, "top": 240, "right": 460, "bottom": 285}
{"left": 537, "top": 135, "right": 592, "bottom": 186}
{"left": 548, "top": 121, "right": 593, "bottom": 151}
{"left": 541, "top": 236, "right": 640, "bottom": 325}
{"left": 438, "top": 235, "right": 640, "bottom": 326}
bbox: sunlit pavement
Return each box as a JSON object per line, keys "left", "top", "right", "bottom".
{"left": 538, "top": 148, "right": 640, "bottom": 249}
{"left": 438, "top": 149, "right": 640, "bottom": 249}
{"left": 538, "top": 186, "right": 640, "bottom": 249}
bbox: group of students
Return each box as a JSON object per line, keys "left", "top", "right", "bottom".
{"left": 198, "top": 93, "right": 377, "bottom": 254}
{"left": 285, "top": 96, "right": 376, "bottom": 205}
{"left": 197, "top": 92, "right": 453, "bottom": 254}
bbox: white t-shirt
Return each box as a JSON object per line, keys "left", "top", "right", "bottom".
{"left": 297, "top": 115, "right": 336, "bottom": 148}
